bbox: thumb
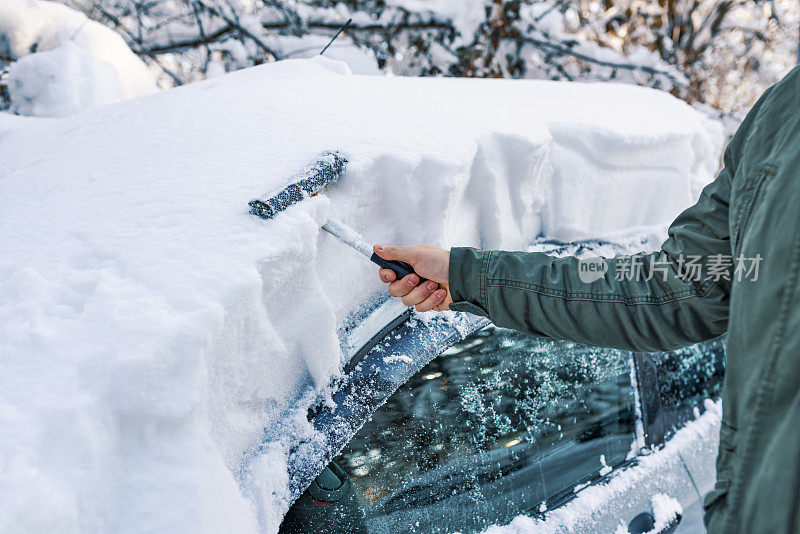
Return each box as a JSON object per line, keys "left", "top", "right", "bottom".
{"left": 373, "top": 244, "right": 417, "bottom": 264}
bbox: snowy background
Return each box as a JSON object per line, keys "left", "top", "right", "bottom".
{"left": 0, "top": 1, "right": 796, "bottom": 533}
{"left": 0, "top": 0, "right": 798, "bottom": 118}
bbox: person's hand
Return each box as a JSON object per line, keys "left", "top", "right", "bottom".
{"left": 373, "top": 244, "right": 453, "bottom": 312}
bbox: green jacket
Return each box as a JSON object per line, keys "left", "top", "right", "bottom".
{"left": 449, "top": 66, "right": 800, "bottom": 533}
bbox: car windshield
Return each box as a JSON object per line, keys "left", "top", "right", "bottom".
{"left": 333, "top": 325, "right": 636, "bottom": 533}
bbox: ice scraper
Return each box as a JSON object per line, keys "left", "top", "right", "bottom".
{"left": 249, "top": 152, "right": 420, "bottom": 282}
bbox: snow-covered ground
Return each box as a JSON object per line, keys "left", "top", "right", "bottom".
{"left": 0, "top": 55, "right": 723, "bottom": 533}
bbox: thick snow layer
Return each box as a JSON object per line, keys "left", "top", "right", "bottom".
{"left": 483, "top": 400, "right": 721, "bottom": 534}
{"left": 0, "top": 0, "right": 157, "bottom": 116}
{"left": 0, "top": 57, "right": 722, "bottom": 533}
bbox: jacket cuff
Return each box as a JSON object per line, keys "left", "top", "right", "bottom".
{"left": 448, "top": 247, "right": 490, "bottom": 317}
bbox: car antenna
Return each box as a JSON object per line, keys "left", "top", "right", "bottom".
{"left": 320, "top": 18, "right": 353, "bottom": 56}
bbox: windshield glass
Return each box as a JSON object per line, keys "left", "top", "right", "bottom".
{"left": 333, "top": 325, "right": 636, "bottom": 533}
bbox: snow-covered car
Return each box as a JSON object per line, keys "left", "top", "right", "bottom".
{"left": 1, "top": 58, "right": 726, "bottom": 533}
{"left": 278, "top": 238, "right": 725, "bottom": 534}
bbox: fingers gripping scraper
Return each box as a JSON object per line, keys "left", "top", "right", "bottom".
{"left": 249, "top": 152, "right": 419, "bottom": 281}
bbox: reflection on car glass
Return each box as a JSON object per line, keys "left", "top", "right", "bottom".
{"left": 653, "top": 337, "right": 725, "bottom": 433}
{"left": 333, "top": 325, "right": 636, "bottom": 533}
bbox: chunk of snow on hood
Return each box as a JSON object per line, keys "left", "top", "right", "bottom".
{"left": 599, "top": 454, "right": 612, "bottom": 476}
{"left": 0, "top": 57, "right": 722, "bottom": 533}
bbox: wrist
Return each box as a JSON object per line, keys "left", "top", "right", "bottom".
{"left": 447, "top": 247, "right": 490, "bottom": 317}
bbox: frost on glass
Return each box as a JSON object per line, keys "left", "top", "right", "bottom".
{"left": 329, "top": 325, "right": 636, "bottom": 533}
{"left": 453, "top": 326, "right": 630, "bottom": 451}
{"left": 652, "top": 336, "right": 725, "bottom": 430}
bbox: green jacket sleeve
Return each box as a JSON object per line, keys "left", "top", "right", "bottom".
{"left": 449, "top": 164, "right": 734, "bottom": 352}
{"left": 447, "top": 81, "right": 783, "bottom": 352}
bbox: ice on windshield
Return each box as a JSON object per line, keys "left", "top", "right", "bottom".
{"left": 332, "top": 325, "right": 636, "bottom": 533}
{"left": 652, "top": 338, "right": 725, "bottom": 433}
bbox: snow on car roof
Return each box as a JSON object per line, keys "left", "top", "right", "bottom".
{"left": 0, "top": 58, "right": 722, "bottom": 532}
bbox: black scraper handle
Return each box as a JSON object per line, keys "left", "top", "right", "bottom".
{"left": 370, "top": 253, "right": 423, "bottom": 284}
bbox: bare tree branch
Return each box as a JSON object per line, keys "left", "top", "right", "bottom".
{"left": 519, "top": 36, "right": 688, "bottom": 88}
{"left": 194, "top": 0, "right": 279, "bottom": 59}
{"left": 262, "top": 19, "right": 457, "bottom": 34}
{"left": 140, "top": 25, "right": 234, "bottom": 54}
{"left": 59, "top": 0, "right": 796, "bottom": 111}
{"left": 140, "top": 52, "right": 185, "bottom": 86}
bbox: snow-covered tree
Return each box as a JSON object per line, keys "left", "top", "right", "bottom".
{"left": 0, "top": 0, "right": 156, "bottom": 115}
{"left": 1, "top": 0, "right": 798, "bottom": 114}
